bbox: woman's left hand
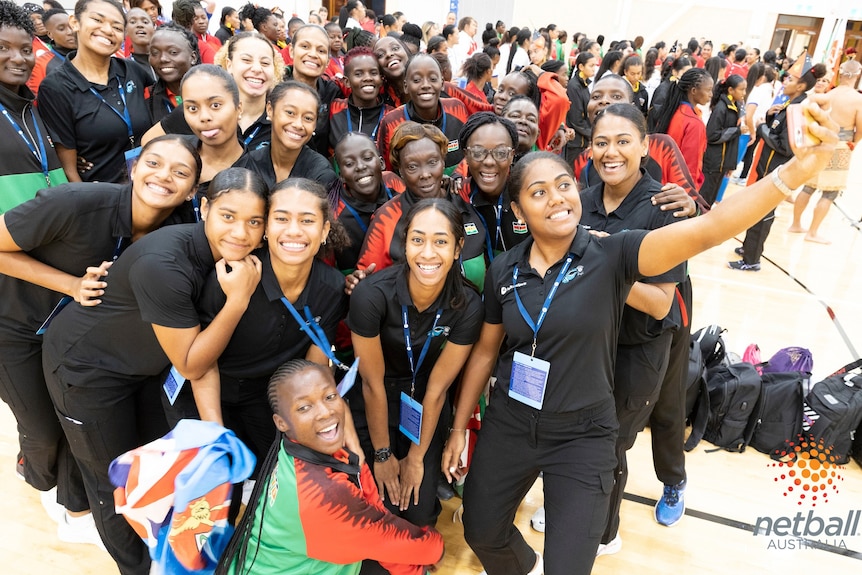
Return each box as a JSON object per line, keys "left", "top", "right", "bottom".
{"left": 651, "top": 184, "right": 697, "bottom": 217}
{"left": 399, "top": 454, "right": 425, "bottom": 511}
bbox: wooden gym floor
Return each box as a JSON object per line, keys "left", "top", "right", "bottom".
{"left": 2, "top": 153, "right": 862, "bottom": 574}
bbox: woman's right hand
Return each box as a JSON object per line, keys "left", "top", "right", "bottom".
{"left": 216, "top": 255, "right": 262, "bottom": 305}
{"left": 70, "top": 261, "right": 112, "bottom": 306}
{"left": 374, "top": 456, "right": 401, "bottom": 506}
{"left": 441, "top": 430, "right": 467, "bottom": 483}
{"left": 344, "top": 262, "right": 375, "bottom": 295}
{"left": 784, "top": 95, "right": 839, "bottom": 184}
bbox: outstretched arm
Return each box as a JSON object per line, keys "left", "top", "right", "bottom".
{"left": 638, "top": 96, "right": 838, "bottom": 278}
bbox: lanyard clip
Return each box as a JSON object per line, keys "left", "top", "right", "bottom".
{"left": 531, "top": 339, "right": 537, "bottom": 358}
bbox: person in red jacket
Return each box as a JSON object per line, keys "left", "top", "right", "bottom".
{"left": 217, "top": 359, "right": 445, "bottom": 575}
{"left": 650, "top": 68, "right": 714, "bottom": 188}
{"left": 376, "top": 54, "right": 468, "bottom": 174}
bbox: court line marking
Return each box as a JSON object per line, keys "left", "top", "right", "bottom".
{"left": 623, "top": 492, "right": 862, "bottom": 560}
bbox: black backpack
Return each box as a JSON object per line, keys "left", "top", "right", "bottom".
{"left": 852, "top": 417, "right": 862, "bottom": 468}
{"left": 693, "top": 324, "right": 727, "bottom": 369}
{"left": 746, "top": 371, "right": 807, "bottom": 458}
{"left": 803, "top": 360, "right": 862, "bottom": 465}
{"left": 685, "top": 338, "right": 709, "bottom": 424}
{"left": 686, "top": 362, "right": 761, "bottom": 452}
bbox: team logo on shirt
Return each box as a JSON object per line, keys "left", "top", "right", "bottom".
{"left": 500, "top": 282, "right": 527, "bottom": 295}
{"left": 464, "top": 222, "right": 479, "bottom": 235}
{"left": 126, "top": 80, "right": 137, "bottom": 94}
{"left": 562, "top": 265, "right": 584, "bottom": 283}
{"left": 448, "top": 140, "right": 460, "bottom": 153}
{"left": 429, "top": 325, "right": 451, "bottom": 338}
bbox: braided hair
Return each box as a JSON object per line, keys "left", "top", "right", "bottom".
{"left": 651, "top": 67, "right": 712, "bottom": 134}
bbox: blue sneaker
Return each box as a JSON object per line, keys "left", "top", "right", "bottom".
{"left": 655, "top": 480, "right": 686, "bottom": 526}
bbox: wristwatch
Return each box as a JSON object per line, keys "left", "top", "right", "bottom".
{"left": 374, "top": 447, "right": 392, "bottom": 463}
{"left": 770, "top": 165, "right": 795, "bottom": 197}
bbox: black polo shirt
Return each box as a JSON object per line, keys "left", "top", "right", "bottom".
{"left": 234, "top": 145, "right": 337, "bottom": 191}
{"left": 465, "top": 179, "right": 530, "bottom": 257}
{"left": 579, "top": 172, "right": 686, "bottom": 345}
{"left": 160, "top": 108, "right": 272, "bottom": 152}
{"left": 43, "top": 223, "right": 213, "bottom": 384}
{"left": 348, "top": 264, "right": 483, "bottom": 394}
{"left": 0, "top": 183, "right": 132, "bottom": 343}
{"left": 484, "top": 226, "right": 647, "bottom": 413}
{"left": 37, "top": 54, "right": 154, "bottom": 183}
{"left": 197, "top": 250, "right": 348, "bottom": 383}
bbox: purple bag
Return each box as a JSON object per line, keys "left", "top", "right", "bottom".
{"left": 761, "top": 347, "right": 813, "bottom": 374}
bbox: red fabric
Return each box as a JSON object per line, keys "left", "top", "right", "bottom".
{"left": 197, "top": 39, "right": 216, "bottom": 64}
{"left": 26, "top": 51, "right": 54, "bottom": 96}
{"left": 376, "top": 99, "right": 469, "bottom": 172}
{"left": 196, "top": 33, "right": 222, "bottom": 50}
{"left": 725, "top": 62, "right": 748, "bottom": 80}
{"left": 667, "top": 103, "right": 706, "bottom": 188}
{"left": 281, "top": 45, "right": 293, "bottom": 65}
{"left": 296, "top": 457, "right": 443, "bottom": 574}
{"left": 463, "top": 81, "right": 486, "bottom": 102}
{"left": 535, "top": 72, "right": 571, "bottom": 152}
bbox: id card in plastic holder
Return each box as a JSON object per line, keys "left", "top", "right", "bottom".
{"left": 36, "top": 296, "right": 73, "bottom": 335}
{"left": 336, "top": 357, "right": 360, "bottom": 397}
{"left": 163, "top": 366, "right": 186, "bottom": 405}
{"left": 509, "top": 351, "right": 550, "bottom": 410}
{"left": 399, "top": 391, "right": 423, "bottom": 445}
{"left": 124, "top": 146, "right": 142, "bottom": 176}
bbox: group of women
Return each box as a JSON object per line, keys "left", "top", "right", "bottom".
{"left": 0, "top": 2, "right": 844, "bottom": 574}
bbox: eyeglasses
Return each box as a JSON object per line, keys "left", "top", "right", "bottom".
{"left": 463, "top": 146, "right": 514, "bottom": 162}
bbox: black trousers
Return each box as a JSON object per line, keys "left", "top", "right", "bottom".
{"left": 741, "top": 209, "right": 776, "bottom": 265}
{"left": 740, "top": 135, "right": 758, "bottom": 178}
{"left": 602, "top": 330, "right": 673, "bottom": 544}
{"left": 463, "top": 388, "right": 617, "bottom": 575}
{"left": 353, "top": 381, "right": 448, "bottom": 575}
{"left": 649, "top": 278, "right": 692, "bottom": 487}
{"left": 0, "top": 340, "right": 87, "bottom": 511}
{"left": 699, "top": 171, "right": 725, "bottom": 206}
{"left": 45, "top": 363, "right": 169, "bottom": 575}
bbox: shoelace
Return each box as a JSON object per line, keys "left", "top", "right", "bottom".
{"left": 663, "top": 484, "right": 680, "bottom": 506}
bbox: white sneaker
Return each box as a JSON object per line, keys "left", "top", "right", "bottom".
{"left": 596, "top": 534, "right": 622, "bottom": 556}
{"left": 57, "top": 511, "right": 106, "bottom": 551}
{"left": 479, "top": 552, "right": 543, "bottom": 575}
{"left": 530, "top": 506, "right": 546, "bottom": 533}
{"left": 39, "top": 487, "right": 66, "bottom": 524}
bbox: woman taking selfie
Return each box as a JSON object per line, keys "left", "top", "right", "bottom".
{"left": 442, "top": 97, "right": 839, "bottom": 575}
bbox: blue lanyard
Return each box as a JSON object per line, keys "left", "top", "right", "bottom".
{"left": 339, "top": 185, "right": 392, "bottom": 235}
{"left": 512, "top": 255, "right": 573, "bottom": 356}
{"left": 340, "top": 199, "right": 369, "bottom": 234}
{"left": 345, "top": 104, "right": 386, "bottom": 140}
{"left": 280, "top": 296, "right": 347, "bottom": 371}
{"left": 402, "top": 305, "right": 443, "bottom": 396}
{"left": 403, "top": 104, "right": 447, "bottom": 135}
{"left": 0, "top": 103, "right": 51, "bottom": 187}
{"left": 469, "top": 181, "right": 504, "bottom": 261}
{"left": 191, "top": 196, "right": 201, "bottom": 223}
{"left": 48, "top": 47, "right": 67, "bottom": 62}
{"left": 89, "top": 77, "right": 135, "bottom": 149}
{"left": 242, "top": 125, "right": 261, "bottom": 148}
{"left": 112, "top": 236, "right": 126, "bottom": 260}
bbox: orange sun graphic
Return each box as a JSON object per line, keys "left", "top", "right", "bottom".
{"left": 768, "top": 436, "right": 845, "bottom": 507}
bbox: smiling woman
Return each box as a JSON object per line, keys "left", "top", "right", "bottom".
{"left": 184, "top": 178, "right": 350, "bottom": 473}
{"left": 146, "top": 23, "right": 198, "bottom": 123}
{"left": 40, "top": 165, "right": 266, "bottom": 574}
{"left": 234, "top": 80, "right": 337, "bottom": 190}
{"left": 37, "top": 0, "right": 155, "bottom": 183}
{"left": 349, "top": 199, "right": 483, "bottom": 575}
{"left": 0, "top": 135, "right": 202, "bottom": 571}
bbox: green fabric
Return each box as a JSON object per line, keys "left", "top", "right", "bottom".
{"left": 461, "top": 254, "right": 486, "bottom": 293}
{"left": 229, "top": 448, "right": 362, "bottom": 575}
{"left": 0, "top": 167, "right": 67, "bottom": 214}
